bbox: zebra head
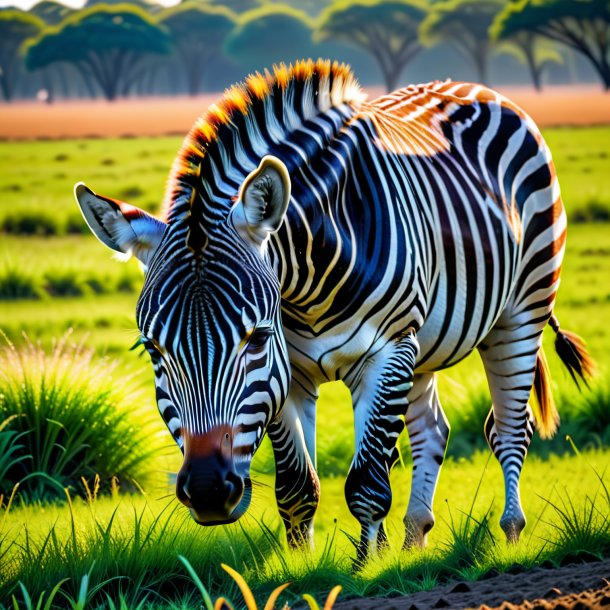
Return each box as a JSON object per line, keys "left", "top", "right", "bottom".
{"left": 75, "top": 156, "right": 292, "bottom": 525}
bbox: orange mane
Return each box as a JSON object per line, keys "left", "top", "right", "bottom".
{"left": 161, "top": 59, "right": 365, "bottom": 222}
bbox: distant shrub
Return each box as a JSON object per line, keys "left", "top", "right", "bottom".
{"left": 43, "top": 270, "right": 87, "bottom": 297}
{"left": 116, "top": 273, "right": 138, "bottom": 293}
{"left": 118, "top": 185, "right": 145, "bottom": 200}
{"left": 0, "top": 267, "right": 43, "bottom": 300}
{"left": 571, "top": 200, "right": 610, "bottom": 223}
{"left": 446, "top": 388, "right": 491, "bottom": 458}
{"left": 65, "top": 213, "right": 89, "bottom": 235}
{"left": 1, "top": 212, "right": 59, "bottom": 236}
{"left": 84, "top": 275, "right": 108, "bottom": 295}
{"left": 0, "top": 334, "right": 159, "bottom": 502}
{"left": 569, "top": 381, "right": 610, "bottom": 448}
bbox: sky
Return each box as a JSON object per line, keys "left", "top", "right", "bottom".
{"left": 0, "top": 0, "right": 178, "bottom": 8}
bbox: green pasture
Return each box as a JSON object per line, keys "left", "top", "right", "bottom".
{"left": 1, "top": 449, "right": 609, "bottom": 608}
{"left": 0, "top": 127, "right": 609, "bottom": 607}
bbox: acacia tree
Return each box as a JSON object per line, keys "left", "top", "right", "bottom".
{"left": 419, "top": 0, "right": 504, "bottom": 85}
{"left": 158, "top": 3, "right": 236, "bottom": 96}
{"left": 497, "top": 32, "right": 562, "bottom": 90}
{"left": 225, "top": 5, "right": 317, "bottom": 72}
{"left": 492, "top": 0, "right": 610, "bottom": 90}
{"left": 25, "top": 5, "right": 171, "bottom": 101}
{"left": 317, "top": 0, "right": 427, "bottom": 93}
{"left": 0, "top": 11, "right": 44, "bottom": 101}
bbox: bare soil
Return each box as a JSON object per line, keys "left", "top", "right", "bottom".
{"left": 0, "top": 85, "right": 608, "bottom": 140}
{"left": 333, "top": 557, "right": 610, "bottom": 610}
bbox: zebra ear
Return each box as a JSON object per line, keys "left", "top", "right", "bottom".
{"left": 238, "top": 156, "right": 290, "bottom": 245}
{"left": 74, "top": 182, "right": 166, "bottom": 270}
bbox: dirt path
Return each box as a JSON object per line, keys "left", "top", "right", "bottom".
{"left": 0, "top": 85, "right": 608, "bottom": 140}
{"left": 333, "top": 557, "right": 610, "bottom": 610}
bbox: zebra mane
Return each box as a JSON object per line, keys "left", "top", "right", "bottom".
{"left": 161, "top": 59, "right": 365, "bottom": 225}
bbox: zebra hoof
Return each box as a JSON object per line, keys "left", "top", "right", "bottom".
{"left": 286, "top": 522, "right": 314, "bottom": 551}
{"left": 500, "top": 515, "right": 525, "bottom": 543}
{"left": 403, "top": 513, "right": 434, "bottom": 550}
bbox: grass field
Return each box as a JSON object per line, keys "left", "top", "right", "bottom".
{"left": 0, "top": 127, "right": 609, "bottom": 607}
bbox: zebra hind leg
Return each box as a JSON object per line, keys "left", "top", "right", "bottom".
{"left": 403, "top": 373, "right": 450, "bottom": 549}
{"left": 267, "top": 389, "right": 320, "bottom": 549}
{"left": 344, "top": 331, "right": 419, "bottom": 565}
{"left": 479, "top": 325, "right": 541, "bottom": 543}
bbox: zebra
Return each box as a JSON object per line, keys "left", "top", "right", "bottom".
{"left": 75, "top": 59, "right": 594, "bottom": 561}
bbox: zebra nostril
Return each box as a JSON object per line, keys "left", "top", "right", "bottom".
{"left": 224, "top": 471, "right": 244, "bottom": 507}
{"left": 183, "top": 475, "right": 192, "bottom": 500}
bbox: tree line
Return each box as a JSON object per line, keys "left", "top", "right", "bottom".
{"left": 1, "top": 0, "right": 609, "bottom": 102}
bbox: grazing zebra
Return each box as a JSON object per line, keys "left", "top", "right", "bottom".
{"left": 75, "top": 60, "right": 594, "bottom": 561}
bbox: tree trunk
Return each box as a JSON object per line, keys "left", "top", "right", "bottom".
{"left": 382, "top": 65, "right": 400, "bottom": 93}
{"left": 0, "top": 76, "right": 11, "bottom": 101}
{"left": 524, "top": 47, "right": 542, "bottom": 91}
{"left": 473, "top": 52, "right": 488, "bottom": 86}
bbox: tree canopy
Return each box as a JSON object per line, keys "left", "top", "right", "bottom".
{"left": 496, "top": 31, "right": 562, "bottom": 90}
{"left": 29, "top": 0, "right": 75, "bottom": 25}
{"left": 0, "top": 10, "right": 44, "bottom": 100}
{"left": 225, "top": 5, "right": 316, "bottom": 72}
{"left": 317, "top": 0, "right": 427, "bottom": 92}
{"left": 420, "top": 0, "right": 504, "bottom": 84}
{"left": 158, "top": 3, "right": 236, "bottom": 96}
{"left": 25, "top": 4, "right": 171, "bottom": 100}
{"left": 492, "top": 0, "right": 610, "bottom": 90}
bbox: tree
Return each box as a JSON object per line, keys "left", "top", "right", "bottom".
{"left": 158, "top": 3, "right": 236, "bottom": 96}
{"left": 497, "top": 32, "right": 563, "bottom": 90}
{"left": 30, "top": 0, "right": 75, "bottom": 24}
{"left": 204, "top": 0, "right": 261, "bottom": 13}
{"left": 419, "top": 0, "right": 504, "bottom": 85}
{"left": 0, "top": 11, "right": 44, "bottom": 101}
{"left": 25, "top": 4, "right": 171, "bottom": 101}
{"left": 317, "top": 0, "right": 427, "bottom": 93}
{"left": 225, "top": 5, "right": 316, "bottom": 72}
{"left": 492, "top": 0, "right": 610, "bottom": 90}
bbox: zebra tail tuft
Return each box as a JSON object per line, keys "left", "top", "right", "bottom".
{"left": 532, "top": 348, "right": 559, "bottom": 439}
{"left": 550, "top": 314, "right": 596, "bottom": 390}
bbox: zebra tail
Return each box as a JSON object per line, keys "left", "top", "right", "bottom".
{"left": 549, "top": 314, "right": 596, "bottom": 389}
{"left": 532, "top": 315, "right": 596, "bottom": 440}
{"left": 532, "top": 348, "right": 559, "bottom": 439}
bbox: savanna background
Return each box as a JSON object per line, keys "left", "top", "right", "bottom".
{"left": 1, "top": 0, "right": 610, "bottom": 608}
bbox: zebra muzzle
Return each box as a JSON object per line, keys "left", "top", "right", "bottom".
{"left": 176, "top": 426, "right": 246, "bottom": 524}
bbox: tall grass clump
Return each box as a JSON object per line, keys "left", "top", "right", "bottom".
{"left": 569, "top": 380, "right": 610, "bottom": 447}
{"left": 0, "top": 266, "right": 43, "bottom": 300}
{"left": 1, "top": 212, "right": 59, "bottom": 236}
{"left": 0, "top": 333, "right": 159, "bottom": 502}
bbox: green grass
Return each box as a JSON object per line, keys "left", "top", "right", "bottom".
{"left": 1, "top": 450, "right": 609, "bottom": 608}
{"left": 0, "top": 335, "right": 163, "bottom": 502}
{"left": 0, "top": 138, "right": 178, "bottom": 233}
{"left": 543, "top": 127, "right": 610, "bottom": 222}
{"left": 0, "top": 127, "right": 609, "bottom": 233}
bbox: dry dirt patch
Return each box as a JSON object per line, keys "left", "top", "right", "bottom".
{"left": 332, "top": 558, "right": 610, "bottom": 610}
{"left": 0, "top": 85, "right": 608, "bottom": 140}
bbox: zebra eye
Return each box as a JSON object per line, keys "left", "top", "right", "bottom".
{"left": 143, "top": 339, "right": 163, "bottom": 363}
{"left": 247, "top": 327, "right": 274, "bottom": 352}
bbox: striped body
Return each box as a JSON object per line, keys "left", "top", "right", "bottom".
{"left": 268, "top": 80, "right": 563, "bottom": 393}
{"left": 77, "top": 60, "right": 588, "bottom": 560}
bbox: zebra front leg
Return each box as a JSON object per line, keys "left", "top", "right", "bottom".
{"left": 268, "top": 385, "right": 320, "bottom": 549}
{"left": 345, "top": 331, "right": 418, "bottom": 564}
{"left": 479, "top": 324, "right": 540, "bottom": 543}
{"left": 403, "top": 373, "right": 450, "bottom": 549}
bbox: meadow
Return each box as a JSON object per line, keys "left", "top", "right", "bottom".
{"left": 0, "top": 127, "right": 609, "bottom": 608}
